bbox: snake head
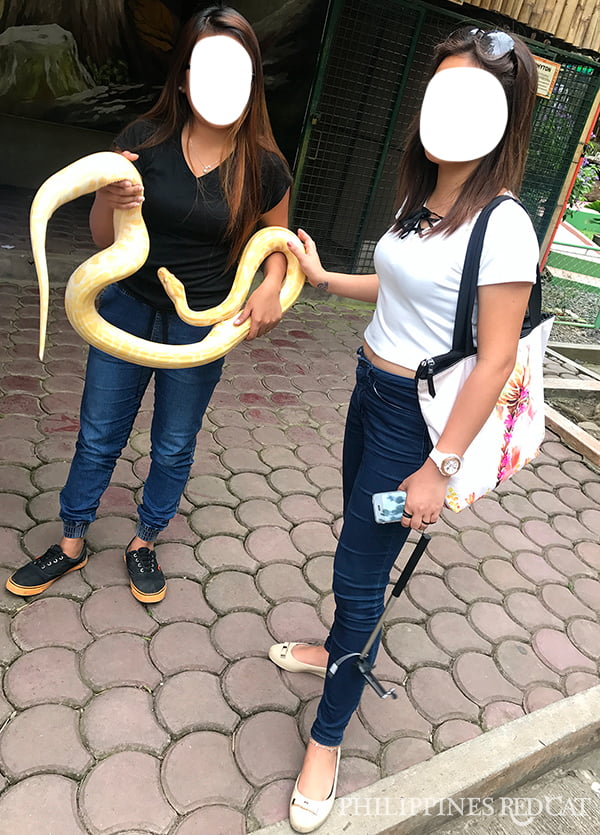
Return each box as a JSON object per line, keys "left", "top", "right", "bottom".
{"left": 156, "top": 266, "right": 236, "bottom": 327}
{"left": 157, "top": 267, "right": 187, "bottom": 307}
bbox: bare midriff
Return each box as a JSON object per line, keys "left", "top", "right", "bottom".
{"left": 362, "top": 341, "right": 415, "bottom": 379}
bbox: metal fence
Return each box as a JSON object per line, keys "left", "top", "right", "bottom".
{"left": 291, "top": 0, "right": 600, "bottom": 273}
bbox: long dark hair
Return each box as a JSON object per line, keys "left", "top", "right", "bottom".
{"left": 393, "top": 27, "right": 538, "bottom": 238}
{"left": 126, "top": 5, "right": 289, "bottom": 262}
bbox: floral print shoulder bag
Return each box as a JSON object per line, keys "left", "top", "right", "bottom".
{"left": 415, "top": 195, "right": 554, "bottom": 512}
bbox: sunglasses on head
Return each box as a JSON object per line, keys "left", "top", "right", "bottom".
{"left": 469, "top": 28, "right": 515, "bottom": 59}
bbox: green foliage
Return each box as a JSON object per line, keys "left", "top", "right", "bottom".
{"left": 584, "top": 200, "right": 600, "bottom": 213}
{"left": 565, "top": 158, "right": 600, "bottom": 217}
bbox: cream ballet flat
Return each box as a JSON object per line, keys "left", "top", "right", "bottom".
{"left": 268, "top": 642, "right": 327, "bottom": 678}
{"left": 289, "top": 742, "right": 341, "bottom": 833}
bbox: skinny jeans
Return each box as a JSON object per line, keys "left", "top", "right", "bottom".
{"left": 59, "top": 284, "right": 223, "bottom": 541}
{"left": 311, "top": 348, "right": 431, "bottom": 746}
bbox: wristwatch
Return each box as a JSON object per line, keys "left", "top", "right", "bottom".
{"left": 429, "top": 447, "right": 462, "bottom": 477}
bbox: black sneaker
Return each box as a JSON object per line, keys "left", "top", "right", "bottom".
{"left": 124, "top": 541, "right": 166, "bottom": 603}
{"left": 6, "top": 543, "right": 87, "bottom": 596}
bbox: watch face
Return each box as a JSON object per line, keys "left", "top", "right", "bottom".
{"left": 442, "top": 456, "right": 461, "bottom": 476}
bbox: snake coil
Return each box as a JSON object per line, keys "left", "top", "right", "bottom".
{"left": 30, "top": 151, "right": 305, "bottom": 369}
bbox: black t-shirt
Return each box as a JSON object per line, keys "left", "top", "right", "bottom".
{"left": 113, "top": 120, "right": 292, "bottom": 311}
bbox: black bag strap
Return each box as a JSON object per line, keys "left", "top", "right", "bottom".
{"left": 452, "top": 195, "right": 543, "bottom": 356}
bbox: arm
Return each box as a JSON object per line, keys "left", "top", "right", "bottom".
{"left": 258, "top": 187, "right": 291, "bottom": 292}
{"left": 399, "top": 280, "right": 532, "bottom": 529}
{"left": 234, "top": 188, "right": 290, "bottom": 339}
{"left": 287, "top": 228, "right": 379, "bottom": 303}
{"left": 89, "top": 150, "right": 144, "bottom": 248}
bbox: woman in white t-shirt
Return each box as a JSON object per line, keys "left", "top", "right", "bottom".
{"left": 269, "top": 27, "right": 539, "bottom": 833}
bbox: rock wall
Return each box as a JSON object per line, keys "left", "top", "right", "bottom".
{"left": 1, "top": 0, "right": 128, "bottom": 65}
{"left": 0, "top": 24, "right": 93, "bottom": 110}
{"left": 0, "top": 0, "right": 327, "bottom": 170}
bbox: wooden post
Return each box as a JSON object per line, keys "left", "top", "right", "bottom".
{"left": 539, "top": 0, "right": 559, "bottom": 32}
{"left": 545, "top": 404, "right": 600, "bottom": 468}
{"left": 557, "top": 0, "right": 583, "bottom": 42}
{"left": 566, "top": 3, "right": 585, "bottom": 47}
{"left": 540, "top": 88, "right": 600, "bottom": 268}
{"left": 529, "top": 0, "right": 548, "bottom": 29}
{"left": 546, "top": 4, "right": 566, "bottom": 35}
{"left": 520, "top": 0, "right": 539, "bottom": 26}
{"left": 583, "top": 7, "right": 599, "bottom": 50}
{"left": 511, "top": 1, "right": 527, "bottom": 19}
{"left": 445, "top": 0, "right": 599, "bottom": 50}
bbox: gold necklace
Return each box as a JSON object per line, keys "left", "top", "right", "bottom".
{"left": 187, "top": 131, "right": 220, "bottom": 176}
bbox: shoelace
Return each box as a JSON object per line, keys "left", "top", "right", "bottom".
{"left": 37, "top": 544, "right": 68, "bottom": 570}
{"left": 130, "top": 547, "right": 158, "bottom": 574}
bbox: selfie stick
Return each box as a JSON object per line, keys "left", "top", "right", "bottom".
{"left": 328, "top": 533, "right": 431, "bottom": 700}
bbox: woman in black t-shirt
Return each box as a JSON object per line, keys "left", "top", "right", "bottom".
{"left": 6, "top": 6, "right": 291, "bottom": 604}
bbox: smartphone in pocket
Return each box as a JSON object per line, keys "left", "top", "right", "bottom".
{"left": 372, "top": 490, "right": 407, "bottom": 524}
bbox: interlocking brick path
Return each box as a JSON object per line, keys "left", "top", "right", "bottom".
{"left": 0, "top": 186, "right": 95, "bottom": 261}
{"left": 1, "top": 198, "right": 600, "bottom": 831}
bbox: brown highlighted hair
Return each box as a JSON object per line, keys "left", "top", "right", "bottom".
{"left": 393, "top": 27, "right": 538, "bottom": 238}
{"left": 124, "top": 5, "right": 289, "bottom": 262}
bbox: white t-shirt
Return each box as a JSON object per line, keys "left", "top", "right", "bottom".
{"left": 364, "top": 199, "right": 539, "bottom": 371}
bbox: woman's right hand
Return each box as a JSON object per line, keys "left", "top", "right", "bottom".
{"left": 95, "top": 150, "right": 144, "bottom": 211}
{"left": 398, "top": 458, "right": 447, "bottom": 532}
{"left": 287, "top": 228, "right": 328, "bottom": 288}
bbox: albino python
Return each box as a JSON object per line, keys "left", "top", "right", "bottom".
{"left": 30, "top": 151, "right": 305, "bottom": 369}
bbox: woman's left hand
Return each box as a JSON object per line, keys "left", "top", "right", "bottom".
{"left": 233, "top": 280, "right": 283, "bottom": 340}
{"left": 398, "top": 458, "right": 448, "bottom": 532}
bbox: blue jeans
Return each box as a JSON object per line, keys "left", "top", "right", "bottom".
{"left": 60, "top": 284, "right": 223, "bottom": 542}
{"left": 310, "top": 348, "right": 431, "bottom": 746}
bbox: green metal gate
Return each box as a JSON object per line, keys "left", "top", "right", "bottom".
{"left": 291, "top": 0, "right": 600, "bottom": 273}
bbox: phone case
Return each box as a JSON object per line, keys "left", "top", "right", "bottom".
{"left": 372, "top": 490, "right": 407, "bottom": 524}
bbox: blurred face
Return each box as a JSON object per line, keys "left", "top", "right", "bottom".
{"left": 420, "top": 53, "right": 508, "bottom": 164}
{"left": 187, "top": 34, "right": 253, "bottom": 127}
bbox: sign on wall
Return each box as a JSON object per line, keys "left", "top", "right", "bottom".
{"left": 533, "top": 55, "right": 561, "bottom": 98}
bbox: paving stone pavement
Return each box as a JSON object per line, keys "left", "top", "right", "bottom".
{"left": 1, "top": 195, "right": 600, "bottom": 833}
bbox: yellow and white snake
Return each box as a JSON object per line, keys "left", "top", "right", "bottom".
{"left": 30, "top": 151, "right": 305, "bottom": 368}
